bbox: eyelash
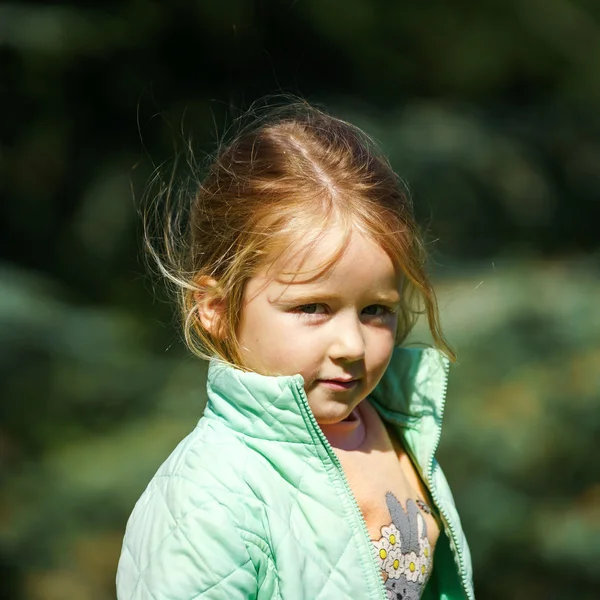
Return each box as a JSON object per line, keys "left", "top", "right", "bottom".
{"left": 293, "top": 304, "right": 396, "bottom": 317}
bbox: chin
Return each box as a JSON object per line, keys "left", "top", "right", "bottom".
{"left": 314, "top": 415, "right": 345, "bottom": 426}
{"left": 311, "top": 402, "right": 357, "bottom": 426}
{"left": 307, "top": 388, "right": 366, "bottom": 423}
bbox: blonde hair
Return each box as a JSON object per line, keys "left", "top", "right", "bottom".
{"left": 146, "top": 100, "right": 455, "bottom": 367}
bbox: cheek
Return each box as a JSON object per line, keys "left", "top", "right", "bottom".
{"left": 367, "top": 324, "right": 397, "bottom": 369}
{"left": 238, "top": 305, "right": 306, "bottom": 374}
{"left": 237, "top": 302, "right": 271, "bottom": 369}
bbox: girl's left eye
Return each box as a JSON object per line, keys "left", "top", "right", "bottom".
{"left": 362, "top": 305, "right": 392, "bottom": 316}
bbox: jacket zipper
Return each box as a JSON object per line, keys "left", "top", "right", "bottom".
{"left": 371, "top": 359, "right": 474, "bottom": 600}
{"left": 293, "top": 379, "right": 387, "bottom": 600}
{"left": 425, "top": 360, "right": 474, "bottom": 600}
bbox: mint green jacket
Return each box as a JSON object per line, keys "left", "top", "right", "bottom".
{"left": 116, "top": 348, "right": 475, "bottom": 599}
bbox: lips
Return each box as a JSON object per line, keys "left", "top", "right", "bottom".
{"left": 317, "top": 378, "right": 360, "bottom": 391}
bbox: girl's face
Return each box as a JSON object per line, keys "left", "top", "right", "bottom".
{"left": 237, "top": 225, "right": 401, "bottom": 425}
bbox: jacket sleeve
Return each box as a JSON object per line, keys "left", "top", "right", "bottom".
{"left": 116, "top": 475, "right": 259, "bottom": 600}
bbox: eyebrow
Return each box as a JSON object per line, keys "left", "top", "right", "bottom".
{"left": 271, "top": 291, "right": 402, "bottom": 305}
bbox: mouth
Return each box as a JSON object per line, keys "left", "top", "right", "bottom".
{"left": 317, "top": 378, "right": 360, "bottom": 391}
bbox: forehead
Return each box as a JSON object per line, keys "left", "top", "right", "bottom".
{"left": 257, "top": 225, "right": 401, "bottom": 292}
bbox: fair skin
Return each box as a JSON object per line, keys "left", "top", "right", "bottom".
{"left": 234, "top": 225, "right": 402, "bottom": 425}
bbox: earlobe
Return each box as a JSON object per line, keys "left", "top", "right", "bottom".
{"left": 194, "top": 277, "right": 226, "bottom": 337}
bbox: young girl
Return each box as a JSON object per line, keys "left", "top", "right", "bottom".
{"left": 116, "top": 102, "right": 475, "bottom": 600}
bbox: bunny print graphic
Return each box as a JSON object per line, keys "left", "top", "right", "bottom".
{"left": 372, "top": 493, "right": 433, "bottom": 600}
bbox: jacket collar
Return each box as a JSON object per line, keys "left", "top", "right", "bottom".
{"left": 369, "top": 347, "right": 450, "bottom": 480}
{"left": 204, "top": 347, "right": 449, "bottom": 477}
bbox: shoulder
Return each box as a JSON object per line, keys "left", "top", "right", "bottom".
{"left": 116, "top": 420, "right": 265, "bottom": 599}
{"left": 123, "top": 417, "right": 257, "bottom": 535}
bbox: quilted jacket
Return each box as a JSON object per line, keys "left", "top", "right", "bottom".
{"left": 116, "top": 347, "right": 475, "bottom": 599}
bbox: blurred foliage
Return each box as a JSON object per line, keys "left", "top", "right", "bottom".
{"left": 409, "top": 258, "right": 600, "bottom": 599}
{"left": 1, "top": 1, "right": 599, "bottom": 599}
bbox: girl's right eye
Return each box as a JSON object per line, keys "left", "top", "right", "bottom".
{"left": 295, "top": 303, "right": 326, "bottom": 315}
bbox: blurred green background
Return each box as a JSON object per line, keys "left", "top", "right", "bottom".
{"left": 1, "top": 1, "right": 599, "bottom": 599}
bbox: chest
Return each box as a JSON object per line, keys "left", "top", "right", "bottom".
{"left": 337, "top": 445, "right": 440, "bottom": 546}
{"left": 331, "top": 410, "right": 441, "bottom": 599}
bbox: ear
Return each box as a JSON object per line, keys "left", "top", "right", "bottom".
{"left": 194, "top": 276, "right": 226, "bottom": 338}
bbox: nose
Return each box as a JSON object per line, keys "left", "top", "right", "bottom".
{"left": 328, "top": 312, "right": 366, "bottom": 363}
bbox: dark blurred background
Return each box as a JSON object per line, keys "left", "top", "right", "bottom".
{"left": 1, "top": 1, "right": 599, "bottom": 599}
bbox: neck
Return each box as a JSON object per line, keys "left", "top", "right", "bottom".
{"left": 319, "top": 403, "right": 367, "bottom": 451}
